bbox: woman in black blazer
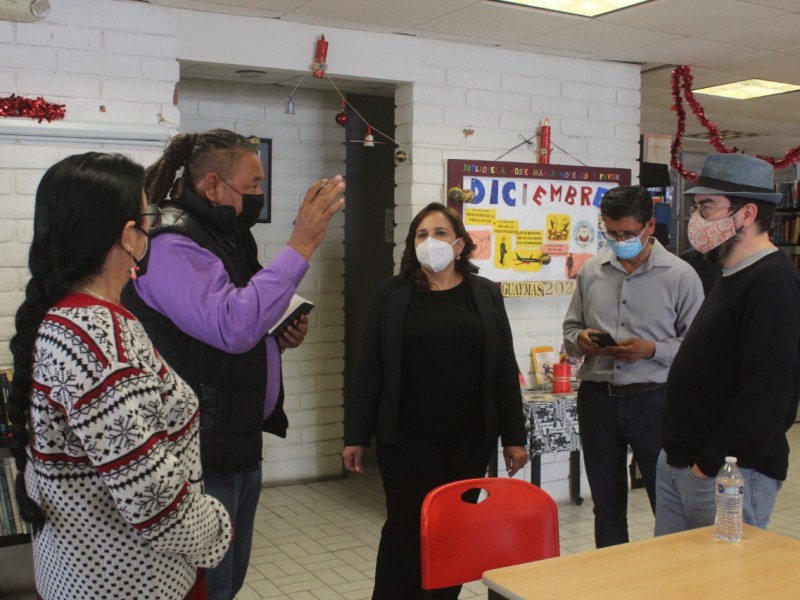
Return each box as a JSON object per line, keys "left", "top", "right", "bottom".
{"left": 343, "top": 202, "right": 528, "bottom": 599}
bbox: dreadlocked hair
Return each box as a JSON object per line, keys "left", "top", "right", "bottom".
{"left": 9, "top": 152, "right": 144, "bottom": 535}
{"left": 145, "top": 129, "right": 259, "bottom": 205}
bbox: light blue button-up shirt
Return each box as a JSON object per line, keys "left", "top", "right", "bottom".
{"left": 562, "top": 240, "right": 703, "bottom": 385}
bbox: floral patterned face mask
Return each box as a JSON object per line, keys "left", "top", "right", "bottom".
{"left": 687, "top": 210, "right": 740, "bottom": 254}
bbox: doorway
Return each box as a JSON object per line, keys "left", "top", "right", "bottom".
{"left": 343, "top": 94, "right": 396, "bottom": 467}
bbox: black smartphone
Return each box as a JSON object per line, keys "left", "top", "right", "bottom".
{"left": 589, "top": 332, "right": 617, "bottom": 347}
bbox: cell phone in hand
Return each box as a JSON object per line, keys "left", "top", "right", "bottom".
{"left": 589, "top": 332, "right": 617, "bottom": 347}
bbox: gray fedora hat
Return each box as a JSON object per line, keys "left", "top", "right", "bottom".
{"left": 683, "top": 153, "right": 781, "bottom": 203}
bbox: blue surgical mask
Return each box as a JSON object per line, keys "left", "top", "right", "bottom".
{"left": 606, "top": 229, "right": 645, "bottom": 260}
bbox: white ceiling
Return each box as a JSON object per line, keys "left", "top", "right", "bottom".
{"left": 149, "top": 0, "right": 800, "bottom": 159}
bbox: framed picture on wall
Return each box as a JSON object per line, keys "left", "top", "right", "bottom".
{"left": 256, "top": 137, "right": 272, "bottom": 223}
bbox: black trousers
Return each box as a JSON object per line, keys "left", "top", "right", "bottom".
{"left": 577, "top": 382, "right": 664, "bottom": 548}
{"left": 373, "top": 435, "right": 494, "bottom": 600}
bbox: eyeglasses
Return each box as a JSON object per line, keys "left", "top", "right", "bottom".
{"left": 602, "top": 225, "right": 645, "bottom": 243}
{"left": 141, "top": 204, "right": 162, "bottom": 231}
{"left": 689, "top": 203, "right": 732, "bottom": 220}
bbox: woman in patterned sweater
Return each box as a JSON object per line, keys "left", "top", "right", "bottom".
{"left": 8, "top": 153, "right": 232, "bottom": 599}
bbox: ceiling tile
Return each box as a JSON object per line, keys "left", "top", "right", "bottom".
{"left": 738, "top": 0, "right": 800, "bottom": 11}
{"left": 696, "top": 52, "right": 800, "bottom": 84}
{"left": 597, "top": 0, "right": 787, "bottom": 36}
{"left": 410, "top": 2, "right": 581, "bottom": 42}
{"left": 603, "top": 37, "right": 759, "bottom": 66}
{"left": 521, "top": 21, "right": 678, "bottom": 55}
{"left": 701, "top": 14, "right": 800, "bottom": 51}
{"left": 289, "top": 0, "right": 480, "bottom": 28}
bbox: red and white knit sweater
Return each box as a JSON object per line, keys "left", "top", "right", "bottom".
{"left": 26, "top": 293, "right": 232, "bottom": 600}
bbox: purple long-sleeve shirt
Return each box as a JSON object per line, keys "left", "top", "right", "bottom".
{"left": 135, "top": 232, "right": 309, "bottom": 418}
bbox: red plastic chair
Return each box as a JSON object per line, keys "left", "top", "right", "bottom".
{"left": 420, "top": 477, "right": 560, "bottom": 591}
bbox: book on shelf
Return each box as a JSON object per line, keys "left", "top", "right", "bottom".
{"left": 9, "top": 460, "right": 25, "bottom": 535}
{"left": 0, "top": 456, "right": 27, "bottom": 537}
{"left": 775, "top": 181, "right": 798, "bottom": 208}
{"left": 0, "top": 369, "right": 11, "bottom": 438}
{"left": 268, "top": 295, "right": 314, "bottom": 338}
{"left": 772, "top": 215, "right": 800, "bottom": 246}
{"left": 0, "top": 467, "right": 8, "bottom": 536}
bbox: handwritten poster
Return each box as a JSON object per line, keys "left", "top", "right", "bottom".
{"left": 446, "top": 159, "right": 631, "bottom": 296}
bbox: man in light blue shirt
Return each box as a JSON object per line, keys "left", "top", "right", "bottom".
{"left": 563, "top": 186, "right": 703, "bottom": 548}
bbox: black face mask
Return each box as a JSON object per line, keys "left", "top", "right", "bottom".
{"left": 133, "top": 227, "right": 151, "bottom": 278}
{"left": 237, "top": 193, "right": 265, "bottom": 230}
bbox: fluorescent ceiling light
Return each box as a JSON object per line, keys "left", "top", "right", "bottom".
{"left": 493, "top": 0, "right": 650, "bottom": 17}
{"left": 694, "top": 79, "right": 800, "bottom": 100}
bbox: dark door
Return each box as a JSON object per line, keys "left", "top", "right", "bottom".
{"left": 343, "top": 94, "right": 396, "bottom": 467}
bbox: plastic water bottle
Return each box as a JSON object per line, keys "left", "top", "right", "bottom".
{"left": 715, "top": 456, "right": 744, "bottom": 542}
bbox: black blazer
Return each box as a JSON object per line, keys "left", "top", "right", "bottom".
{"left": 344, "top": 274, "right": 526, "bottom": 448}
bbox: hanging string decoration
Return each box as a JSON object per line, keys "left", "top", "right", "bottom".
{"left": 282, "top": 73, "right": 308, "bottom": 118}
{"left": 670, "top": 65, "right": 800, "bottom": 181}
{"left": 0, "top": 94, "right": 66, "bottom": 122}
{"left": 312, "top": 34, "right": 329, "bottom": 79}
{"left": 288, "top": 36, "right": 410, "bottom": 158}
{"left": 326, "top": 74, "right": 403, "bottom": 153}
{"left": 335, "top": 98, "right": 349, "bottom": 126}
{"left": 363, "top": 125, "right": 375, "bottom": 147}
{"left": 539, "top": 118, "right": 551, "bottom": 164}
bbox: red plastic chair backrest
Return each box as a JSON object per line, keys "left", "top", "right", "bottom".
{"left": 420, "top": 477, "right": 560, "bottom": 590}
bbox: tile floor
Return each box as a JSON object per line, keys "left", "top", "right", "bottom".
{"left": 4, "top": 426, "right": 800, "bottom": 599}
{"left": 235, "top": 425, "right": 800, "bottom": 600}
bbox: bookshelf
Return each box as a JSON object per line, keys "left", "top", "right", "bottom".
{"left": 1, "top": 370, "right": 31, "bottom": 547}
{"left": 1, "top": 439, "right": 31, "bottom": 547}
{"left": 773, "top": 166, "right": 800, "bottom": 268}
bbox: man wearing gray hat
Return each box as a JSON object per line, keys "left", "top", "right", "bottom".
{"left": 655, "top": 153, "right": 800, "bottom": 536}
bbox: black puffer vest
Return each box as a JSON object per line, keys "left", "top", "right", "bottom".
{"left": 122, "top": 189, "right": 287, "bottom": 472}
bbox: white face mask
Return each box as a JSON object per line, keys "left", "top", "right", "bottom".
{"left": 416, "top": 237, "right": 460, "bottom": 273}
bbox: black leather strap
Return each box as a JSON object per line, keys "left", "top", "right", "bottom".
{"left": 584, "top": 381, "right": 666, "bottom": 397}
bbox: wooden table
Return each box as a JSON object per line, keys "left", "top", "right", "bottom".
{"left": 483, "top": 525, "right": 800, "bottom": 599}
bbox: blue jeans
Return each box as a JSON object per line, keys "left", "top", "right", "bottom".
{"left": 203, "top": 465, "right": 263, "bottom": 600}
{"left": 577, "top": 382, "right": 664, "bottom": 548}
{"left": 654, "top": 450, "right": 782, "bottom": 536}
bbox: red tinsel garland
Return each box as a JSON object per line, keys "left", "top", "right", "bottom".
{"left": 670, "top": 65, "right": 800, "bottom": 181}
{"left": 0, "top": 94, "right": 66, "bottom": 123}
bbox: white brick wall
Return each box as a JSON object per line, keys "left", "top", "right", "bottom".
{"left": 0, "top": 0, "right": 642, "bottom": 502}
{"left": 0, "top": 0, "right": 179, "bottom": 370}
